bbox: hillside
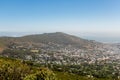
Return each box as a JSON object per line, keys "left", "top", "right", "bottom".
{"left": 17, "top": 32, "right": 99, "bottom": 48}
{"left": 0, "top": 57, "right": 117, "bottom": 80}
{"left": 0, "top": 33, "right": 119, "bottom": 64}
{"left": 0, "top": 57, "right": 57, "bottom": 80}
{"left": 0, "top": 32, "right": 101, "bottom": 51}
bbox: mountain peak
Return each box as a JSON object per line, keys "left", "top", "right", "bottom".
{"left": 42, "top": 32, "right": 68, "bottom": 36}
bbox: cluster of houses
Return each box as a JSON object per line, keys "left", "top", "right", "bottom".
{"left": 4, "top": 41, "right": 120, "bottom": 66}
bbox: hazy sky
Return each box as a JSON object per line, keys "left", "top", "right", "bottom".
{"left": 0, "top": 0, "right": 120, "bottom": 42}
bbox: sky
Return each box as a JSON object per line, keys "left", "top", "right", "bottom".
{"left": 0, "top": 0, "right": 120, "bottom": 42}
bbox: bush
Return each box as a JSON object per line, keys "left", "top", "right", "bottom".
{"left": 24, "top": 68, "right": 57, "bottom": 80}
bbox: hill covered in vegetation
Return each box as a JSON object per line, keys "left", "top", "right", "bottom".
{"left": 0, "top": 57, "right": 56, "bottom": 80}
{"left": 0, "top": 57, "right": 119, "bottom": 80}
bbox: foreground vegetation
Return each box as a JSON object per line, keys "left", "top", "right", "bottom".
{"left": 0, "top": 57, "right": 120, "bottom": 80}
{"left": 0, "top": 57, "right": 56, "bottom": 80}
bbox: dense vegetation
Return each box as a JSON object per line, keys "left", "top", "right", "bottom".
{"left": 0, "top": 57, "right": 120, "bottom": 80}
{"left": 0, "top": 57, "right": 56, "bottom": 80}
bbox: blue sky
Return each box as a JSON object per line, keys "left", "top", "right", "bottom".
{"left": 0, "top": 0, "right": 120, "bottom": 42}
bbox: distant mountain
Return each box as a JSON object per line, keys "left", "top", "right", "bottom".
{"left": 21, "top": 32, "right": 98, "bottom": 47}
{"left": 0, "top": 32, "right": 102, "bottom": 52}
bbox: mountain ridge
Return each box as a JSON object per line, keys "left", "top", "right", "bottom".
{"left": 0, "top": 32, "right": 102, "bottom": 52}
